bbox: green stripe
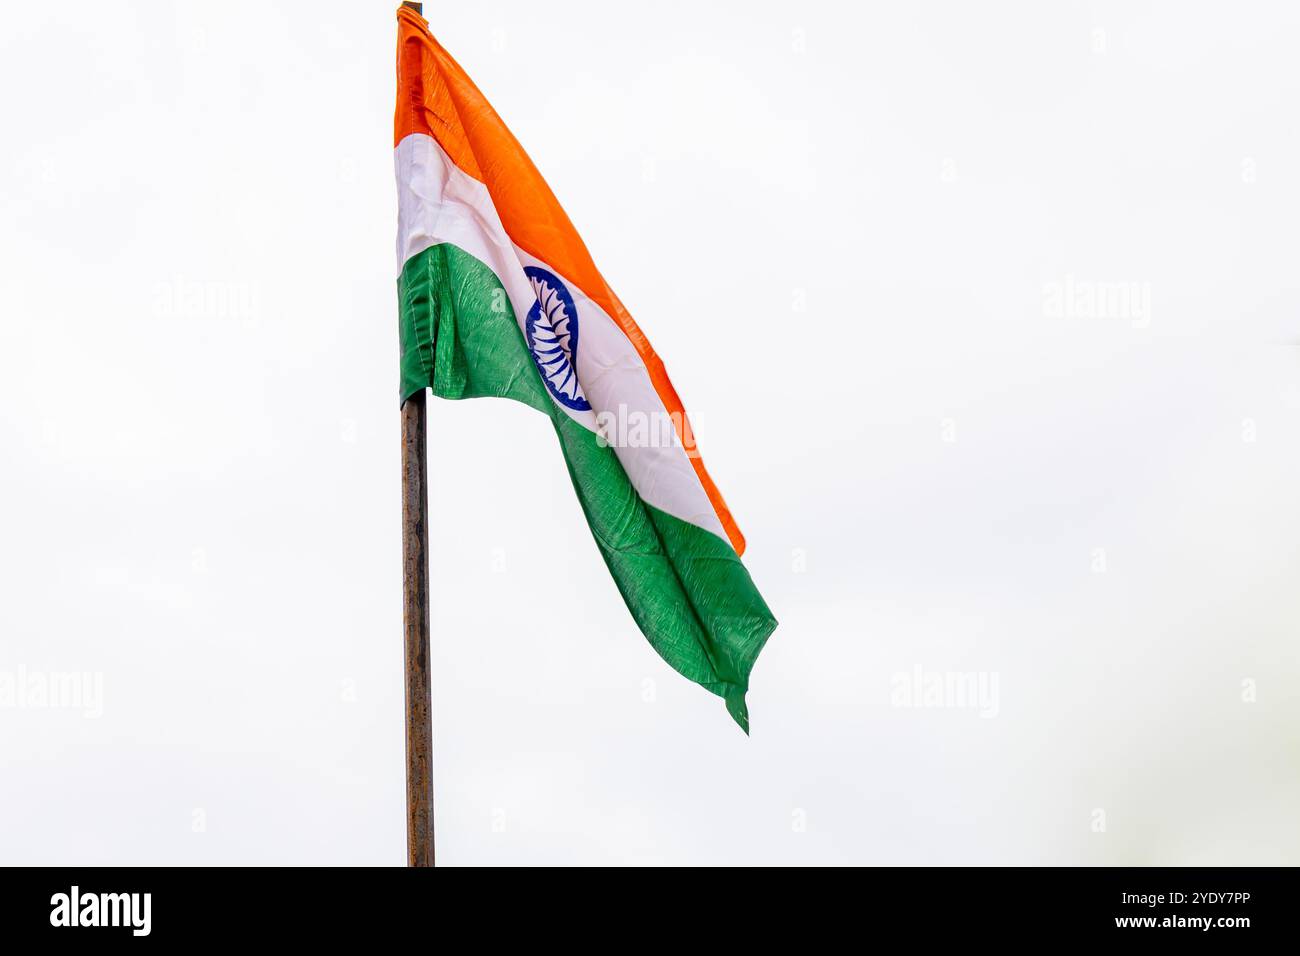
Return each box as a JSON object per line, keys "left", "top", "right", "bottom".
{"left": 399, "top": 242, "right": 776, "bottom": 732}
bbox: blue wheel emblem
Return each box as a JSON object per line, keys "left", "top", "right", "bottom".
{"left": 524, "top": 266, "right": 590, "bottom": 411}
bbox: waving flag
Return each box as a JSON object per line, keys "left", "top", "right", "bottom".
{"left": 394, "top": 6, "right": 775, "bottom": 731}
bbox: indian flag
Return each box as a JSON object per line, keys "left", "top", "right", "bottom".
{"left": 394, "top": 6, "right": 776, "bottom": 731}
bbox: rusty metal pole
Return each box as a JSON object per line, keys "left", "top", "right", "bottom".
{"left": 401, "top": 388, "right": 433, "bottom": 866}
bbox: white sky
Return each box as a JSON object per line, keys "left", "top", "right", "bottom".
{"left": 2, "top": 0, "right": 1299, "bottom": 865}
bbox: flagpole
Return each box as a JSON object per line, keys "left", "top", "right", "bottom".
{"left": 401, "top": 0, "right": 433, "bottom": 871}
{"left": 401, "top": 389, "right": 434, "bottom": 869}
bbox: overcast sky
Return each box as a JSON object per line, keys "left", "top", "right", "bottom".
{"left": 2, "top": 0, "right": 1298, "bottom": 865}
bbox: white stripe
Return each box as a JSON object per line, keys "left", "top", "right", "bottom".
{"left": 395, "top": 133, "right": 728, "bottom": 543}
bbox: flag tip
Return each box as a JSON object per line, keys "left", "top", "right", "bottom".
{"left": 725, "top": 689, "right": 751, "bottom": 736}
